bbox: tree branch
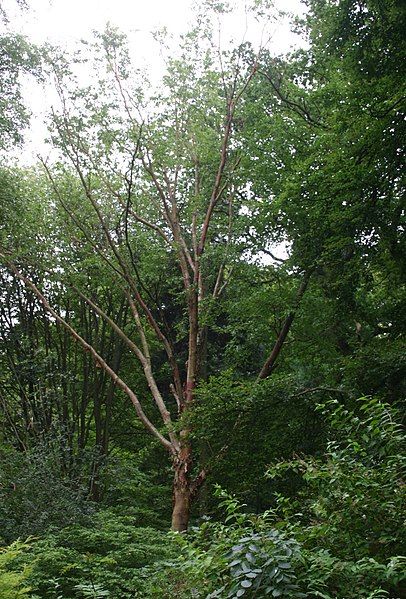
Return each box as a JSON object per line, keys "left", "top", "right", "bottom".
{"left": 258, "top": 269, "right": 313, "bottom": 380}
{"left": 1, "top": 257, "right": 174, "bottom": 453}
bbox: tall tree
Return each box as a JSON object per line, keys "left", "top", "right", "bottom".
{"left": 1, "top": 6, "right": 311, "bottom": 530}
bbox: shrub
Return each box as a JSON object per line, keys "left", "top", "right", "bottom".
{"left": 21, "top": 510, "right": 176, "bottom": 598}
{"left": 0, "top": 540, "right": 32, "bottom": 599}
{"left": 0, "top": 440, "right": 93, "bottom": 543}
{"left": 266, "top": 396, "right": 406, "bottom": 598}
{"left": 140, "top": 489, "right": 304, "bottom": 598}
{"left": 144, "top": 397, "right": 405, "bottom": 599}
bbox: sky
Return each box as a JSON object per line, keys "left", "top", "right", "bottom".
{"left": 4, "top": 0, "right": 304, "bottom": 47}
{"left": 1, "top": 0, "right": 306, "bottom": 163}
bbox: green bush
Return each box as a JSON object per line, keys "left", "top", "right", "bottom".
{"left": 266, "top": 396, "right": 406, "bottom": 598}
{"left": 139, "top": 489, "right": 304, "bottom": 598}
{"left": 99, "top": 450, "right": 171, "bottom": 529}
{"left": 0, "top": 541, "right": 32, "bottom": 599}
{"left": 9, "top": 511, "right": 176, "bottom": 598}
{"left": 0, "top": 441, "right": 93, "bottom": 543}
{"left": 143, "top": 397, "right": 405, "bottom": 599}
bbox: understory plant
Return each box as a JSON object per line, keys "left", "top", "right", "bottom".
{"left": 0, "top": 540, "right": 32, "bottom": 598}
{"left": 9, "top": 510, "right": 176, "bottom": 599}
{"left": 266, "top": 396, "right": 406, "bottom": 598}
{"left": 139, "top": 488, "right": 304, "bottom": 598}
{"left": 141, "top": 397, "right": 406, "bottom": 598}
{"left": 1, "top": 397, "right": 404, "bottom": 598}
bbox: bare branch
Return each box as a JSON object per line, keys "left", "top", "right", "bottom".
{"left": 258, "top": 270, "right": 313, "bottom": 380}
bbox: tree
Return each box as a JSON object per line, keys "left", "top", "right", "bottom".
{"left": 238, "top": 0, "right": 406, "bottom": 402}
{"left": 0, "top": 2, "right": 315, "bottom": 530}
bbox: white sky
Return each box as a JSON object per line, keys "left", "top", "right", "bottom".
{"left": 1, "top": 0, "right": 306, "bottom": 164}
{"left": 3, "top": 0, "right": 304, "bottom": 46}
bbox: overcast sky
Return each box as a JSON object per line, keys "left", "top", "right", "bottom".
{"left": 4, "top": 0, "right": 304, "bottom": 47}
{"left": 2, "top": 0, "right": 306, "bottom": 163}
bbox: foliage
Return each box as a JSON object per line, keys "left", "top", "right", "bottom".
{"left": 139, "top": 489, "right": 304, "bottom": 598}
{"left": 141, "top": 398, "right": 405, "bottom": 598}
{"left": 189, "top": 371, "right": 325, "bottom": 512}
{"left": 0, "top": 0, "right": 405, "bottom": 597}
{"left": 299, "top": 552, "right": 406, "bottom": 599}
{"left": 214, "top": 528, "right": 303, "bottom": 598}
{"left": 99, "top": 449, "right": 171, "bottom": 528}
{"left": 0, "top": 34, "right": 41, "bottom": 150}
{"left": 266, "top": 397, "right": 406, "bottom": 598}
{"left": 0, "top": 541, "right": 32, "bottom": 599}
{"left": 0, "top": 439, "right": 95, "bottom": 543}
{"left": 8, "top": 511, "right": 176, "bottom": 599}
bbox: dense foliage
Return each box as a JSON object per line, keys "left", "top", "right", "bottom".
{"left": 0, "top": 0, "right": 404, "bottom": 597}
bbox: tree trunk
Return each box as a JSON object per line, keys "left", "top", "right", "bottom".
{"left": 172, "top": 480, "right": 190, "bottom": 532}
{"left": 171, "top": 440, "right": 192, "bottom": 532}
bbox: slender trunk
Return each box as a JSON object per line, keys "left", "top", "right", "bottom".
{"left": 171, "top": 436, "right": 192, "bottom": 532}
{"left": 172, "top": 480, "right": 191, "bottom": 532}
{"left": 171, "top": 273, "right": 198, "bottom": 531}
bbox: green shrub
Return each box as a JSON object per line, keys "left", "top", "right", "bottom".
{"left": 0, "top": 541, "right": 32, "bottom": 598}
{"left": 99, "top": 450, "right": 170, "bottom": 529}
{"left": 140, "top": 489, "right": 304, "bottom": 598}
{"left": 21, "top": 510, "right": 176, "bottom": 598}
{"left": 300, "top": 551, "right": 406, "bottom": 599}
{"left": 144, "top": 397, "right": 405, "bottom": 599}
{"left": 266, "top": 396, "right": 406, "bottom": 598}
{"left": 0, "top": 441, "right": 93, "bottom": 543}
{"left": 212, "top": 528, "right": 303, "bottom": 598}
